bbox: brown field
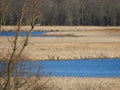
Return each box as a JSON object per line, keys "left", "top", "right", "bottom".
{"left": 49, "top": 77, "right": 120, "bottom": 90}
{"left": 1, "top": 26, "right": 120, "bottom": 32}
{"left": 1, "top": 77, "right": 120, "bottom": 90}
{"left": 0, "top": 26, "right": 120, "bottom": 90}
{"left": 0, "top": 26, "right": 120, "bottom": 60}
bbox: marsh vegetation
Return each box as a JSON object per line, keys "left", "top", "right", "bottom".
{"left": 0, "top": 0, "right": 120, "bottom": 90}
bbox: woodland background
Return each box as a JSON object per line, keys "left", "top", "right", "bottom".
{"left": 1, "top": 0, "right": 120, "bottom": 26}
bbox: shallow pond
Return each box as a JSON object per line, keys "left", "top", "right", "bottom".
{"left": 1, "top": 58, "right": 120, "bottom": 77}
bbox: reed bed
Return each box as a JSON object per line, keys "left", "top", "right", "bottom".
{"left": 49, "top": 77, "right": 120, "bottom": 90}
{"left": 0, "top": 27, "right": 120, "bottom": 60}
{"left": 1, "top": 26, "right": 120, "bottom": 32}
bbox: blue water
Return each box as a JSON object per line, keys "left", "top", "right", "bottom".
{"left": 0, "top": 31, "right": 45, "bottom": 36}
{"left": 39, "top": 58, "right": 120, "bottom": 77}
{"left": 1, "top": 58, "right": 120, "bottom": 77}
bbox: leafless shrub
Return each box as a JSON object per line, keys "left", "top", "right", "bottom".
{"left": 0, "top": 0, "right": 51, "bottom": 90}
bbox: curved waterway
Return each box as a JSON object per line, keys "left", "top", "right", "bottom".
{"left": 1, "top": 58, "right": 120, "bottom": 77}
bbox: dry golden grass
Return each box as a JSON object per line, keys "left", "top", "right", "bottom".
{"left": 1, "top": 26, "right": 120, "bottom": 31}
{"left": 1, "top": 77, "right": 119, "bottom": 90}
{"left": 49, "top": 77, "right": 120, "bottom": 90}
{"left": 0, "top": 26, "right": 120, "bottom": 90}
{"left": 0, "top": 26, "right": 120, "bottom": 60}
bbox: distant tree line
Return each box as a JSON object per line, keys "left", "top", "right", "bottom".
{"left": 1, "top": 0, "right": 120, "bottom": 26}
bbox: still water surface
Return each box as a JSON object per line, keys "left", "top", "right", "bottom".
{"left": 0, "top": 31, "right": 45, "bottom": 36}
{"left": 1, "top": 58, "right": 118, "bottom": 77}
{"left": 38, "top": 58, "right": 120, "bottom": 77}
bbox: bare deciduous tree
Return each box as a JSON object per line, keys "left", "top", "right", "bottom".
{"left": 0, "top": 0, "right": 51, "bottom": 90}
{"left": 0, "top": 0, "right": 12, "bottom": 31}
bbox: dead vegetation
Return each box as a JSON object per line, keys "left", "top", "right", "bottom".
{"left": 49, "top": 77, "right": 120, "bottom": 90}
{"left": 0, "top": 27, "right": 120, "bottom": 60}
{"left": 1, "top": 26, "right": 120, "bottom": 32}
{"left": 0, "top": 0, "right": 52, "bottom": 90}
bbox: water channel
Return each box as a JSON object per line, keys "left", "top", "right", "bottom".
{"left": 1, "top": 58, "right": 120, "bottom": 77}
